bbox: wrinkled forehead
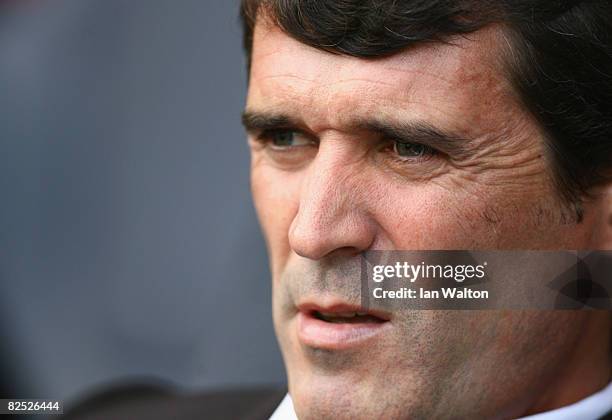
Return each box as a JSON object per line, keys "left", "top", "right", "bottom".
{"left": 247, "top": 21, "right": 522, "bottom": 137}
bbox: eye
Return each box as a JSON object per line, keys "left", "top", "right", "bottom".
{"left": 393, "top": 141, "right": 436, "bottom": 160}
{"left": 258, "top": 129, "right": 314, "bottom": 150}
{"left": 251, "top": 128, "right": 317, "bottom": 170}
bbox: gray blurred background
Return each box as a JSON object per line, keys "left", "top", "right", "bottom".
{"left": 0, "top": 0, "right": 285, "bottom": 404}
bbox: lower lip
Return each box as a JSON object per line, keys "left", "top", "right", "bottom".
{"left": 297, "top": 311, "right": 390, "bottom": 350}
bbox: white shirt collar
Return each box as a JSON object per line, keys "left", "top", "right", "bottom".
{"left": 518, "top": 381, "right": 612, "bottom": 420}
{"left": 269, "top": 394, "right": 297, "bottom": 420}
{"left": 269, "top": 381, "right": 612, "bottom": 420}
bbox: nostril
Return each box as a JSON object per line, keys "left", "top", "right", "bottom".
{"left": 289, "top": 216, "right": 376, "bottom": 261}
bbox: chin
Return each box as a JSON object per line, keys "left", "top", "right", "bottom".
{"left": 290, "top": 380, "right": 382, "bottom": 420}
{"left": 287, "top": 363, "right": 423, "bottom": 420}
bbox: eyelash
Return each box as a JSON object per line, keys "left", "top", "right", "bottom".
{"left": 252, "top": 129, "right": 313, "bottom": 149}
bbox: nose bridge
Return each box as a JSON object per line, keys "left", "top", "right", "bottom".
{"left": 288, "top": 140, "right": 375, "bottom": 259}
{"left": 301, "top": 141, "right": 355, "bottom": 228}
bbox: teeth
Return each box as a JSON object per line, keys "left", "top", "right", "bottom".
{"left": 319, "top": 311, "right": 356, "bottom": 318}
{"left": 314, "top": 310, "right": 384, "bottom": 324}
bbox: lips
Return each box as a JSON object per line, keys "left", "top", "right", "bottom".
{"left": 296, "top": 303, "right": 391, "bottom": 350}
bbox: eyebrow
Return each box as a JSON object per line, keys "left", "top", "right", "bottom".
{"left": 242, "top": 111, "right": 301, "bottom": 132}
{"left": 241, "top": 110, "right": 472, "bottom": 157}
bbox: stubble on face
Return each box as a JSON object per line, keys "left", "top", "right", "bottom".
{"left": 246, "top": 19, "right": 609, "bottom": 420}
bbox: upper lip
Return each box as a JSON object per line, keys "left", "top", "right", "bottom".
{"left": 296, "top": 300, "right": 392, "bottom": 321}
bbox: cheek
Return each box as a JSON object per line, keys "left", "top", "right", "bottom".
{"left": 251, "top": 162, "right": 301, "bottom": 275}
{"left": 371, "top": 181, "right": 567, "bottom": 249}
{"left": 371, "top": 185, "right": 482, "bottom": 249}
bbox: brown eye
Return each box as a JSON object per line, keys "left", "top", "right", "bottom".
{"left": 393, "top": 141, "right": 436, "bottom": 159}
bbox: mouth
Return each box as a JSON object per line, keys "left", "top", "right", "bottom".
{"left": 313, "top": 310, "right": 386, "bottom": 323}
{"left": 296, "top": 303, "right": 391, "bottom": 350}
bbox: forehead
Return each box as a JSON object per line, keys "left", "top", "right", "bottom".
{"left": 247, "top": 21, "right": 522, "bottom": 137}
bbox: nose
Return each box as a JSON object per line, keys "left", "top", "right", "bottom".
{"left": 288, "top": 142, "right": 377, "bottom": 260}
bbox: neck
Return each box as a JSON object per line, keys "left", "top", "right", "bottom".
{"left": 524, "top": 311, "right": 611, "bottom": 416}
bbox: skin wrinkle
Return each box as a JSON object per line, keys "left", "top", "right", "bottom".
{"left": 253, "top": 63, "right": 540, "bottom": 172}
{"left": 258, "top": 73, "right": 317, "bottom": 83}
{"left": 247, "top": 19, "right": 612, "bottom": 420}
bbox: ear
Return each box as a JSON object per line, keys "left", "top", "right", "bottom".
{"left": 588, "top": 184, "right": 612, "bottom": 250}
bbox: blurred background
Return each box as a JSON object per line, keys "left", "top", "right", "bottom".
{"left": 0, "top": 0, "right": 285, "bottom": 406}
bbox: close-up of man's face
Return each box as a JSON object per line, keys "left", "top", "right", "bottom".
{"left": 5, "top": 2, "right": 612, "bottom": 420}
{"left": 243, "top": 4, "right": 612, "bottom": 420}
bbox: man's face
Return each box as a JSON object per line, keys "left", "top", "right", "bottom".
{"left": 245, "top": 21, "right": 603, "bottom": 419}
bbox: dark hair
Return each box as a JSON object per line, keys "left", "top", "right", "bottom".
{"left": 240, "top": 0, "right": 612, "bottom": 219}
